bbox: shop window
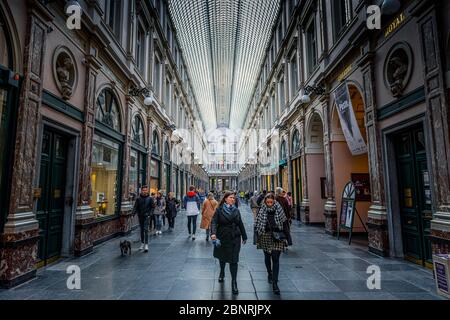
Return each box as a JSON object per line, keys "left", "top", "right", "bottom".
{"left": 0, "top": 15, "right": 11, "bottom": 68}
{"left": 150, "top": 159, "right": 160, "bottom": 194}
{"left": 132, "top": 115, "right": 144, "bottom": 145}
{"left": 96, "top": 88, "right": 121, "bottom": 131}
{"left": 91, "top": 134, "right": 121, "bottom": 218}
{"left": 129, "top": 149, "right": 146, "bottom": 201}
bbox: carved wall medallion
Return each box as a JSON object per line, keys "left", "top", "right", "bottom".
{"left": 52, "top": 46, "right": 78, "bottom": 100}
{"left": 384, "top": 42, "right": 413, "bottom": 98}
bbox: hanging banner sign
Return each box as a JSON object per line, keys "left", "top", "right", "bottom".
{"left": 333, "top": 82, "right": 367, "bottom": 155}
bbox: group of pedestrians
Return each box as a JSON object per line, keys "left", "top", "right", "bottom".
{"left": 209, "top": 187, "right": 293, "bottom": 295}
{"left": 132, "top": 184, "right": 293, "bottom": 296}
{"left": 132, "top": 187, "right": 181, "bottom": 252}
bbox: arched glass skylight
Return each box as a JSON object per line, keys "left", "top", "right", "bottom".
{"left": 168, "top": 0, "right": 280, "bottom": 130}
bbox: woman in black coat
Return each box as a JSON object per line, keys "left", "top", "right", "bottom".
{"left": 211, "top": 191, "right": 247, "bottom": 295}
{"left": 165, "top": 192, "right": 180, "bottom": 231}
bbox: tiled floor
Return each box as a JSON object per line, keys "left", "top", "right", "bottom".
{"left": 0, "top": 204, "right": 445, "bottom": 300}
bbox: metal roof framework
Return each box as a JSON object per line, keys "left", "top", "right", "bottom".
{"left": 168, "top": 0, "right": 280, "bottom": 131}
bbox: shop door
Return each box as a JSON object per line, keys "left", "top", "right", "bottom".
{"left": 395, "top": 125, "right": 432, "bottom": 267}
{"left": 36, "top": 129, "right": 68, "bottom": 265}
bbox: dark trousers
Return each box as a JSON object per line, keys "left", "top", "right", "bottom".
{"left": 264, "top": 250, "right": 281, "bottom": 282}
{"left": 168, "top": 217, "right": 175, "bottom": 228}
{"left": 220, "top": 260, "right": 238, "bottom": 281}
{"left": 138, "top": 215, "right": 149, "bottom": 244}
{"left": 149, "top": 215, "right": 156, "bottom": 230}
{"left": 162, "top": 215, "right": 166, "bottom": 226}
{"left": 187, "top": 215, "right": 197, "bottom": 235}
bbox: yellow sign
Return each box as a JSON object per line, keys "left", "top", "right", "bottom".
{"left": 384, "top": 12, "right": 406, "bottom": 38}
{"left": 337, "top": 64, "right": 352, "bottom": 83}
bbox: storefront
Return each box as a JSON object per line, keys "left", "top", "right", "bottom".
{"left": 129, "top": 115, "right": 146, "bottom": 201}
{"left": 91, "top": 88, "right": 124, "bottom": 219}
{"left": 279, "top": 139, "right": 288, "bottom": 191}
{"left": 290, "top": 128, "right": 302, "bottom": 221}
{"left": 163, "top": 141, "right": 171, "bottom": 194}
{"left": 150, "top": 131, "right": 161, "bottom": 194}
{"left": 0, "top": 11, "right": 19, "bottom": 232}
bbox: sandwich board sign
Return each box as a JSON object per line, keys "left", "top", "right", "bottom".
{"left": 337, "top": 181, "right": 367, "bottom": 245}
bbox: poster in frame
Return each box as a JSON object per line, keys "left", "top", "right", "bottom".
{"left": 351, "top": 173, "right": 371, "bottom": 202}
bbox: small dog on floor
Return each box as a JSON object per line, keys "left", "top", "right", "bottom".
{"left": 120, "top": 240, "right": 131, "bottom": 257}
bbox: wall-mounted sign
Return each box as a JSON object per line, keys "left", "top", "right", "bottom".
{"left": 337, "top": 64, "right": 352, "bottom": 83}
{"left": 384, "top": 12, "right": 406, "bottom": 38}
{"left": 333, "top": 82, "right": 367, "bottom": 155}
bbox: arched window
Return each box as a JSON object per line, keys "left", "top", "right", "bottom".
{"left": 281, "top": 140, "right": 287, "bottom": 160}
{"left": 164, "top": 141, "right": 170, "bottom": 161}
{"left": 152, "top": 131, "right": 160, "bottom": 155}
{"left": 0, "top": 12, "right": 12, "bottom": 68}
{"left": 132, "top": 115, "right": 144, "bottom": 145}
{"left": 96, "top": 88, "right": 121, "bottom": 132}
{"left": 292, "top": 129, "right": 300, "bottom": 154}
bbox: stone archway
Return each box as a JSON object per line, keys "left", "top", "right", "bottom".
{"left": 330, "top": 83, "right": 371, "bottom": 236}
{"left": 305, "top": 112, "right": 326, "bottom": 224}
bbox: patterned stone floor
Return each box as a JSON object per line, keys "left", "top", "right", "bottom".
{"left": 0, "top": 204, "right": 445, "bottom": 300}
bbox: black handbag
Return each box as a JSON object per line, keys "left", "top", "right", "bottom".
{"left": 272, "top": 231, "right": 287, "bottom": 242}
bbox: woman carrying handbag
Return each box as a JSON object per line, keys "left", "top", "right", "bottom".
{"left": 254, "top": 193, "right": 291, "bottom": 295}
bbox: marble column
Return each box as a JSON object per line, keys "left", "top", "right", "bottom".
{"left": 299, "top": 116, "right": 310, "bottom": 224}
{"left": 359, "top": 48, "right": 389, "bottom": 256}
{"left": 0, "top": 1, "right": 51, "bottom": 288}
{"left": 119, "top": 95, "right": 134, "bottom": 235}
{"left": 413, "top": 2, "right": 450, "bottom": 254}
{"left": 73, "top": 50, "right": 101, "bottom": 257}
{"left": 322, "top": 95, "right": 337, "bottom": 235}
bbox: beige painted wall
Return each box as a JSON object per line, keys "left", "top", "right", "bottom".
{"left": 306, "top": 153, "right": 325, "bottom": 223}
{"left": 332, "top": 142, "right": 370, "bottom": 233}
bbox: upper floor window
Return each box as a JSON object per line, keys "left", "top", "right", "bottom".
{"left": 281, "top": 140, "right": 287, "bottom": 160}
{"left": 153, "top": 53, "right": 162, "bottom": 99}
{"left": 96, "top": 88, "right": 121, "bottom": 132}
{"left": 306, "top": 18, "right": 318, "bottom": 76}
{"left": 136, "top": 23, "right": 146, "bottom": 74}
{"left": 289, "top": 51, "right": 298, "bottom": 100}
{"left": 132, "top": 115, "right": 145, "bottom": 145}
{"left": 333, "top": 0, "right": 353, "bottom": 40}
{"left": 292, "top": 129, "right": 300, "bottom": 154}
{"left": 164, "top": 141, "right": 170, "bottom": 161}
{"left": 278, "top": 75, "right": 286, "bottom": 112}
{"left": 165, "top": 78, "right": 171, "bottom": 110}
{"left": 104, "top": 0, "right": 122, "bottom": 39}
{"left": 152, "top": 131, "right": 160, "bottom": 155}
{"left": 271, "top": 92, "right": 276, "bottom": 124}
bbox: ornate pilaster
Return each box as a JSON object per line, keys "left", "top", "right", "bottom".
{"left": 119, "top": 95, "right": 134, "bottom": 235}
{"left": 299, "top": 117, "right": 310, "bottom": 224}
{"left": 359, "top": 45, "right": 389, "bottom": 256}
{"left": 73, "top": 47, "right": 101, "bottom": 257}
{"left": 0, "top": 1, "right": 52, "bottom": 288}
{"left": 322, "top": 95, "right": 337, "bottom": 235}
{"left": 413, "top": 1, "right": 450, "bottom": 254}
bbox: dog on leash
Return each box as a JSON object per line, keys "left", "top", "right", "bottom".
{"left": 120, "top": 240, "right": 131, "bottom": 256}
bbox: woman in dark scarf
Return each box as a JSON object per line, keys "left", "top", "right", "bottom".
{"left": 255, "top": 193, "right": 291, "bottom": 294}
{"left": 211, "top": 191, "right": 247, "bottom": 295}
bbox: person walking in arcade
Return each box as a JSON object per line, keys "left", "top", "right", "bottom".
{"left": 255, "top": 193, "right": 291, "bottom": 294}
{"left": 210, "top": 191, "right": 247, "bottom": 295}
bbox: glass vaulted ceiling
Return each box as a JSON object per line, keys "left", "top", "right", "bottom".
{"left": 168, "top": 0, "right": 281, "bottom": 130}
